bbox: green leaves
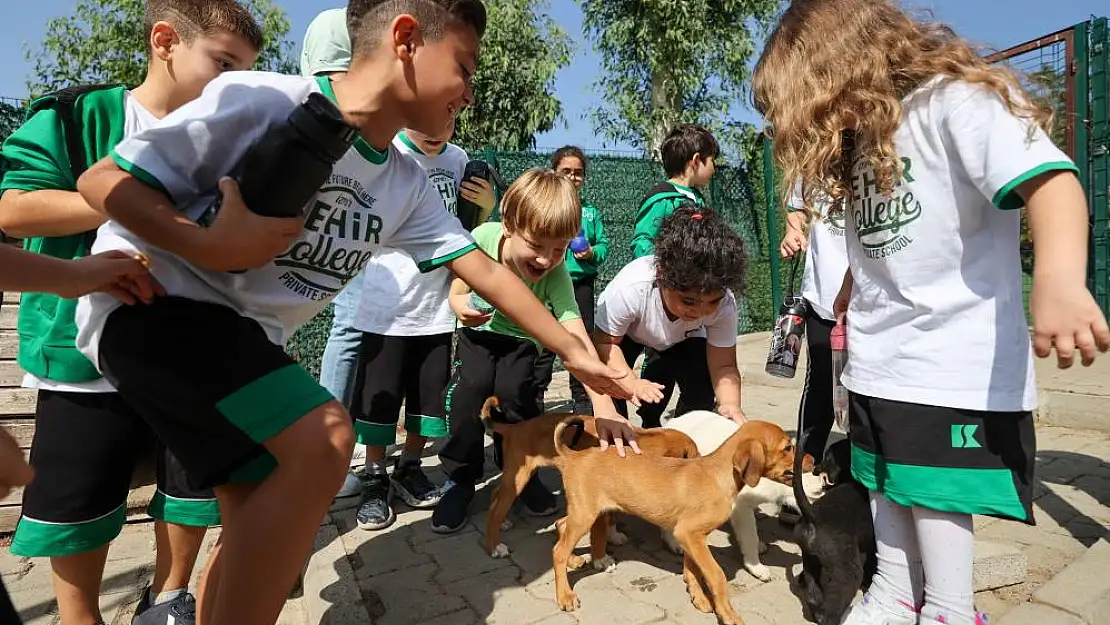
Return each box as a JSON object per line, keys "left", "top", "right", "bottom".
{"left": 580, "top": 0, "right": 781, "bottom": 157}
{"left": 454, "top": 0, "right": 572, "bottom": 150}
{"left": 24, "top": 0, "right": 297, "bottom": 95}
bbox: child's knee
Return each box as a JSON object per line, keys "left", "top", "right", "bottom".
{"left": 269, "top": 401, "right": 355, "bottom": 479}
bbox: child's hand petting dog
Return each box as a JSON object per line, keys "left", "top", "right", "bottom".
{"left": 0, "top": 429, "right": 33, "bottom": 499}
{"left": 632, "top": 377, "right": 665, "bottom": 405}
{"left": 593, "top": 414, "right": 640, "bottom": 457}
{"left": 718, "top": 405, "right": 747, "bottom": 425}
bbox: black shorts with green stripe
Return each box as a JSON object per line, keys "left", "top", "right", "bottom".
{"left": 97, "top": 297, "right": 335, "bottom": 489}
{"left": 11, "top": 390, "right": 220, "bottom": 558}
{"left": 848, "top": 393, "right": 1036, "bottom": 524}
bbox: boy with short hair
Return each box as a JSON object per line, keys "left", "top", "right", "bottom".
{"left": 628, "top": 123, "right": 720, "bottom": 258}
{"left": 0, "top": 2, "right": 261, "bottom": 624}
{"left": 349, "top": 121, "right": 495, "bottom": 530}
{"left": 433, "top": 168, "right": 638, "bottom": 534}
{"left": 72, "top": 2, "right": 632, "bottom": 623}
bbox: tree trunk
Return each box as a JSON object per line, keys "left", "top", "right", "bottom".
{"left": 649, "top": 68, "right": 682, "bottom": 160}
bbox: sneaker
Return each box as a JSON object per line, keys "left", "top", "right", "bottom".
{"left": 430, "top": 480, "right": 474, "bottom": 534}
{"left": 839, "top": 591, "right": 917, "bottom": 625}
{"left": 132, "top": 587, "right": 197, "bottom": 625}
{"left": 356, "top": 472, "right": 395, "bottom": 531}
{"left": 336, "top": 469, "right": 363, "bottom": 499}
{"left": 391, "top": 460, "right": 441, "bottom": 509}
{"left": 519, "top": 474, "right": 557, "bottom": 516}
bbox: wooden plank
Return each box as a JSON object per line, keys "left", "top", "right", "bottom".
{"left": 0, "top": 361, "right": 24, "bottom": 388}
{"left": 0, "top": 419, "right": 35, "bottom": 449}
{"left": 0, "top": 388, "right": 36, "bottom": 417}
{"left": 0, "top": 306, "right": 16, "bottom": 330}
{"left": 1, "top": 292, "right": 18, "bottom": 305}
{"left": 0, "top": 331, "right": 17, "bottom": 360}
{"left": 0, "top": 505, "right": 20, "bottom": 533}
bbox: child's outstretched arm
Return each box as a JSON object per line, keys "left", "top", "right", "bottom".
{"left": 0, "top": 245, "right": 155, "bottom": 302}
{"left": 707, "top": 344, "right": 745, "bottom": 423}
{"left": 446, "top": 250, "right": 634, "bottom": 400}
{"left": 1023, "top": 171, "right": 1110, "bottom": 367}
{"left": 591, "top": 331, "right": 666, "bottom": 405}
{"left": 563, "top": 319, "right": 641, "bottom": 456}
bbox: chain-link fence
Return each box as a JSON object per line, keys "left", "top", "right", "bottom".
{"left": 287, "top": 147, "right": 770, "bottom": 378}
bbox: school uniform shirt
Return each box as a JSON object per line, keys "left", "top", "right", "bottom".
{"left": 1, "top": 87, "right": 157, "bottom": 393}
{"left": 469, "top": 221, "right": 580, "bottom": 341}
{"left": 595, "top": 255, "right": 738, "bottom": 352}
{"left": 629, "top": 182, "right": 705, "bottom": 258}
{"left": 75, "top": 72, "right": 477, "bottom": 368}
{"left": 563, "top": 203, "right": 609, "bottom": 281}
{"left": 787, "top": 181, "right": 849, "bottom": 322}
{"left": 353, "top": 132, "right": 469, "bottom": 336}
{"left": 840, "top": 77, "right": 1078, "bottom": 412}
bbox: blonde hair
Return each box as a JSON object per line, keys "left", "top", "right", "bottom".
{"left": 753, "top": 0, "right": 1053, "bottom": 213}
{"left": 500, "top": 168, "right": 582, "bottom": 239}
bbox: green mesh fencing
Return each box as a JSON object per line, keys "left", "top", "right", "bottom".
{"left": 286, "top": 148, "right": 774, "bottom": 379}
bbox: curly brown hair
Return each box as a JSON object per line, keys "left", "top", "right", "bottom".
{"left": 654, "top": 204, "right": 747, "bottom": 296}
{"left": 753, "top": 0, "right": 1053, "bottom": 214}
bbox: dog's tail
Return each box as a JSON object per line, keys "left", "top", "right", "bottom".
{"left": 793, "top": 428, "right": 818, "bottom": 523}
{"left": 479, "top": 396, "right": 522, "bottom": 435}
{"left": 553, "top": 415, "right": 587, "bottom": 458}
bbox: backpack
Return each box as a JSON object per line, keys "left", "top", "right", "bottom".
{"left": 14, "top": 84, "right": 127, "bottom": 250}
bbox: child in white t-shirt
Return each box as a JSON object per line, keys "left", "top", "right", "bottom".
{"left": 594, "top": 205, "right": 749, "bottom": 427}
{"left": 755, "top": 2, "right": 1110, "bottom": 624}
{"left": 780, "top": 180, "right": 850, "bottom": 462}
{"left": 347, "top": 123, "right": 494, "bottom": 531}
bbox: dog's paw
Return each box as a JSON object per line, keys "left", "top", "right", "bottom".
{"left": 591, "top": 554, "right": 617, "bottom": 572}
{"left": 490, "top": 543, "right": 511, "bottom": 559}
{"left": 686, "top": 584, "right": 712, "bottom": 613}
{"left": 607, "top": 527, "right": 629, "bottom": 545}
{"left": 500, "top": 518, "right": 514, "bottom": 531}
{"left": 557, "top": 590, "right": 580, "bottom": 612}
{"left": 567, "top": 554, "right": 588, "bottom": 571}
{"left": 758, "top": 541, "right": 769, "bottom": 555}
{"left": 745, "top": 562, "right": 773, "bottom": 582}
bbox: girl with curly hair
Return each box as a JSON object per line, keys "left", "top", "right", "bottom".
{"left": 593, "top": 204, "right": 749, "bottom": 428}
{"left": 754, "top": 1, "right": 1110, "bottom": 624}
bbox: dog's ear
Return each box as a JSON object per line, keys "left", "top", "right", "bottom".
{"left": 480, "top": 396, "right": 500, "bottom": 421}
{"left": 733, "top": 438, "right": 765, "bottom": 488}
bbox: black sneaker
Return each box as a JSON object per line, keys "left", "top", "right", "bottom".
{"left": 519, "top": 474, "right": 557, "bottom": 516}
{"left": 356, "top": 472, "right": 396, "bottom": 531}
{"left": 132, "top": 587, "right": 197, "bottom": 625}
{"left": 392, "top": 460, "right": 441, "bottom": 509}
{"left": 430, "top": 480, "right": 474, "bottom": 534}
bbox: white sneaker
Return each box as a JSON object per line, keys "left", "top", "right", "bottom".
{"left": 839, "top": 591, "right": 917, "bottom": 625}
{"left": 336, "top": 470, "right": 363, "bottom": 498}
{"left": 918, "top": 605, "right": 988, "bottom": 625}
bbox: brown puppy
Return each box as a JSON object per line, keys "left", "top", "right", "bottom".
{"left": 480, "top": 397, "right": 699, "bottom": 558}
{"left": 551, "top": 417, "right": 807, "bottom": 625}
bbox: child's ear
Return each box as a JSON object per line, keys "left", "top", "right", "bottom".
{"left": 390, "top": 14, "right": 422, "bottom": 62}
{"left": 150, "top": 21, "right": 178, "bottom": 61}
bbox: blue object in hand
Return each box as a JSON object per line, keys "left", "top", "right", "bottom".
{"left": 469, "top": 291, "right": 495, "bottom": 315}
{"left": 570, "top": 228, "right": 589, "bottom": 254}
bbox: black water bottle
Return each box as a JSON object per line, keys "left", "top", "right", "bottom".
{"left": 766, "top": 295, "right": 809, "bottom": 378}
{"left": 456, "top": 159, "right": 493, "bottom": 230}
{"left": 197, "top": 92, "right": 358, "bottom": 226}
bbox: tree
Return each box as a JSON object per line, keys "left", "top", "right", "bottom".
{"left": 25, "top": 0, "right": 297, "bottom": 95}
{"left": 579, "top": 0, "right": 781, "bottom": 158}
{"left": 0, "top": 99, "right": 24, "bottom": 145}
{"left": 454, "top": 0, "right": 572, "bottom": 150}
{"left": 1023, "top": 65, "right": 1068, "bottom": 149}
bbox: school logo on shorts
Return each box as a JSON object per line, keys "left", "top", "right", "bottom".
{"left": 951, "top": 424, "right": 982, "bottom": 449}
{"left": 850, "top": 157, "right": 920, "bottom": 259}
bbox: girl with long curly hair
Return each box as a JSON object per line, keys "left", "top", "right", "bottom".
{"left": 754, "top": 1, "right": 1110, "bottom": 624}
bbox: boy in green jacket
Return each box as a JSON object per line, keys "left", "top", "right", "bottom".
{"left": 0, "top": 2, "right": 260, "bottom": 623}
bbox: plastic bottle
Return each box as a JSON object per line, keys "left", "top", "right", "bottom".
{"left": 830, "top": 321, "right": 849, "bottom": 428}
{"left": 196, "top": 92, "right": 358, "bottom": 226}
{"left": 765, "top": 296, "right": 808, "bottom": 378}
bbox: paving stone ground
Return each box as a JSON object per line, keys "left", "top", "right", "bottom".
{"left": 6, "top": 334, "right": 1110, "bottom": 624}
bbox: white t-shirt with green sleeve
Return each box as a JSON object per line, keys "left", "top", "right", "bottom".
{"left": 353, "top": 132, "right": 469, "bottom": 336}
{"left": 840, "top": 77, "right": 1078, "bottom": 412}
{"left": 787, "top": 180, "right": 848, "bottom": 322}
{"left": 469, "top": 222, "right": 580, "bottom": 342}
{"left": 75, "top": 71, "right": 477, "bottom": 367}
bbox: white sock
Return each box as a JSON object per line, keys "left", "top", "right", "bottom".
{"left": 868, "top": 491, "right": 924, "bottom": 611}
{"left": 914, "top": 506, "right": 975, "bottom": 623}
{"left": 152, "top": 587, "right": 187, "bottom": 606}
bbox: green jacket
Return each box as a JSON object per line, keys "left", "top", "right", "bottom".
{"left": 564, "top": 203, "right": 609, "bottom": 281}
{"left": 629, "top": 181, "right": 706, "bottom": 258}
{"left": 0, "top": 86, "right": 128, "bottom": 383}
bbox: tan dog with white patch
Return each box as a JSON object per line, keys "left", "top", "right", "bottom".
{"left": 551, "top": 416, "right": 806, "bottom": 625}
